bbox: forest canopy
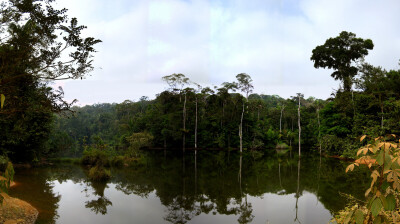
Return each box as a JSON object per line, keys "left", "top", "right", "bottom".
{"left": 0, "top": 0, "right": 100, "bottom": 161}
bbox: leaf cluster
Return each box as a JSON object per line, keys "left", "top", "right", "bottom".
{"left": 343, "top": 134, "right": 400, "bottom": 223}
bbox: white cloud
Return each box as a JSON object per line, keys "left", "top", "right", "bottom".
{"left": 54, "top": 0, "right": 400, "bottom": 104}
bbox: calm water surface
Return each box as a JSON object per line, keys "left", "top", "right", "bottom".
{"left": 10, "top": 151, "right": 369, "bottom": 224}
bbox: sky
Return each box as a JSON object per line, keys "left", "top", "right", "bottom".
{"left": 53, "top": 0, "right": 400, "bottom": 105}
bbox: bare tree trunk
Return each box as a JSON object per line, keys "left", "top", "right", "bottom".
{"left": 195, "top": 150, "right": 197, "bottom": 195}
{"left": 298, "top": 95, "right": 301, "bottom": 158}
{"left": 239, "top": 154, "right": 242, "bottom": 195}
{"left": 317, "top": 108, "right": 321, "bottom": 155}
{"left": 380, "top": 95, "right": 384, "bottom": 131}
{"left": 280, "top": 106, "right": 285, "bottom": 133}
{"left": 239, "top": 101, "right": 244, "bottom": 153}
{"left": 195, "top": 97, "right": 198, "bottom": 149}
{"left": 221, "top": 101, "right": 224, "bottom": 129}
{"left": 183, "top": 93, "right": 187, "bottom": 153}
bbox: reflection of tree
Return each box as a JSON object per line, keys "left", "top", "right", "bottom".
{"left": 236, "top": 154, "right": 254, "bottom": 224}
{"left": 164, "top": 196, "right": 200, "bottom": 224}
{"left": 237, "top": 200, "right": 254, "bottom": 224}
{"left": 85, "top": 197, "right": 112, "bottom": 215}
{"left": 294, "top": 158, "right": 302, "bottom": 224}
{"left": 10, "top": 166, "right": 86, "bottom": 223}
{"left": 84, "top": 176, "right": 113, "bottom": 215}
{"left": 110, "top": 151, "right": 370, "bottom": 222}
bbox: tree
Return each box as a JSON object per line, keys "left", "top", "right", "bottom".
{"left": 162, "top": 73, "right": 190, "bottom": 152}
{"left": 296, "top": 93, "right": 303, "bottom": 158}
{"left": 236, "top": 73, "right": 253, "bottom": 153}
{"left": 311, "top": 31, "right": 373, "bottom": 92}
{"left": 0, "top": 0, "right": 101, "bottom": 161}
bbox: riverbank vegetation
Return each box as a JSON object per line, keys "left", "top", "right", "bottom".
{"left": 1, "top": 0, "right": 400, "bottom": 222}
{"left": 333, "top": 135, "right": 400, "bottom": 223}
{"left": 46, "top": 58, "right": 400, "bottom": 160}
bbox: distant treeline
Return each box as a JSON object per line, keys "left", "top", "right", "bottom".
{"left": 46, "top": 64, "right": 400, "bottom": 158}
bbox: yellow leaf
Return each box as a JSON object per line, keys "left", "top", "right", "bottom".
{"left": 369, "top": 163, "right": 373, "bottom": 168}
{"left": 360, "top": 135, "right": 367, "bottom": 142}
{"left": 346, "top": 164, "right": 355, "bottom": 173}
{"left": 365, "top": 188, "right": 371, "bottom": 197}
{"left": 0, "top": 94, "right": 4, "bottom": 109}
{"left": 388, "top": 172, "right": 394, "bottom": 182}
{"left": 357, "top": 148, "right": 364, "bottom": 156}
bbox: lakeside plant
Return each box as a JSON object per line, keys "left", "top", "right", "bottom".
{"left": 333, "top": 134, "right": 400, "bottom": 223}
{"left": 0, "top": 162, "right": 14, "bottom": 204}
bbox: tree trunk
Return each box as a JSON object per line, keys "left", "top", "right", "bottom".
{"left": 280, "top": 106, "right": 284, "bottom": 133}
{"left": 343, "top": 76, "right": 352, "bottom": 92}
{"left": 317, "top": 108, "right": 321, "bottom": 155}
{"left": 221, "top": 101, "right": 224, "bottom": 129}
{"left": 195, "top": 97, "right": 198, "bottom": 149}
{"left": 380, "top": 94, "right": 384, "bottom": 131}
{"left": 183, "top": 93, "right": 187, "bottom": 153}
{"left": 298, "top": 96, "right": 301, "bottom": 158}
{"left": 239, "top": 101, "right": 244, "bottom": 153}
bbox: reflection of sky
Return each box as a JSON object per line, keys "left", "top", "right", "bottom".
{"left": 52, "top": 180, "right": 332, "bottom": 224}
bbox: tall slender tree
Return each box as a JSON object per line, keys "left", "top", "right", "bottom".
{"left": 297, "top": 93, "right": 304, "bottom": 158}
{"left": 162, "top": 74, "right": 190, "bottom": 152}
{"left": 236, "top": 73, "right": 253, "bottom": 153}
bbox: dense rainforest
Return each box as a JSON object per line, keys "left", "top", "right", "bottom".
{"left": 45, "top": 61, "right": 400, "bottom": 159}
{"left": 2, "top": 0, "right": 400, "bottom": 223}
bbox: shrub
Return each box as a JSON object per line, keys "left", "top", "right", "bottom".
{"left": 81, "top": 149, "right": 109, "bottom": 167}
{"left": 88, "top": 165, "right": 111, "bottom": 181}
{"left": 276, "top": 143, "right": 289, "bottom": 149}
{"left": 110, "top": 156, "right": 125, "bottom": 167}
{"left": 333, "top": 134, "right": 400, "bottom": 223}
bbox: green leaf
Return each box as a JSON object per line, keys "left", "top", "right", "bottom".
{"left": 354, "top": 209, "right": 364, "bottom": 224}
{"left": 379, "top": 195, "right": 387, "bottom": 210}
{"left": 381, "top": 182, "right": 389, "bottom": 191}
{"left": 376, "top": 150, "right": 384, "bottom": 166}
{"left": 384, "top": 194, "right": 396, "bottom": 211}
{"left": 344, "top": 210, "right": 353, "bottom": 224}
{"left": 373, "top": 215, "right": 381, "bottom": 224}
{"left": 371, "top": 198, "right": 383, "bottom": 217}
{"left": 384, "top": 153, "right": 392, "bottom": 171}
{"left": 0, "top": 94, "right": 4, "bottom": 109}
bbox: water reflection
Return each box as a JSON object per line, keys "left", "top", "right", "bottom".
{"left": 10, "top": 151, "right": 370, "bottom": 224}
{"left": 84, "top": 181, "right": 112, "bottom": 215}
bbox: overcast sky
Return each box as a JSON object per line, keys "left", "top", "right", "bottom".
{"left": 54, "top": 0, "right": 400, "bottom": 105}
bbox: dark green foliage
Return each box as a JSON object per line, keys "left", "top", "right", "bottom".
{"left": 311, "top": 31, "right": 374, "bottom": 91}
{"left": 0, "top": 0, "right": 100, "bottom": 162}
{"left": 88, "top": 165, "right": 111, "bottom": 182}
{"left": 81, "top": 149, "right": 109, "bottom": 167}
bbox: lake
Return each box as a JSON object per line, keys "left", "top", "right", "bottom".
{"left": 9, "top": 151, "right": 370, "bottom": 224}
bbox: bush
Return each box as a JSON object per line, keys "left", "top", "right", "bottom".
{"left": 88, "top": 165, "right": 111, "bottom": 181}
{"left": 110, "top": 156, "right": 125, "bottom": 167}
{"left": 81, "top": 149, "right": 109, "bottom": 167}
{"left": 333, "top": 134, "right": 400, "bottom": 223}
{"left": 275, "top": 143, "right": 289, "bottom": 149}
